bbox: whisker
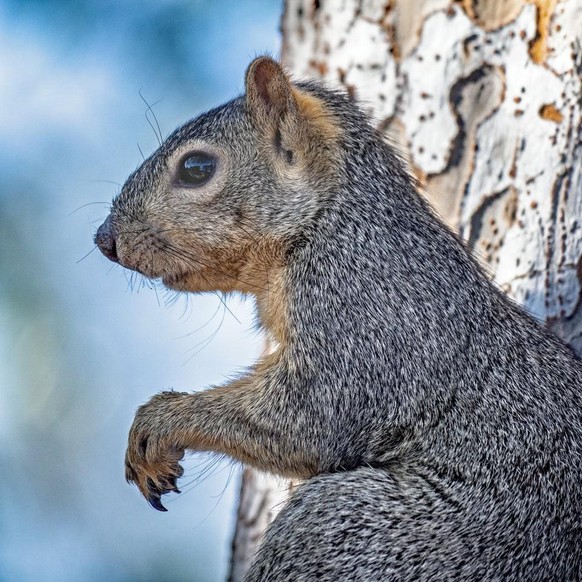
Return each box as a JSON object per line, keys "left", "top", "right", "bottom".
{"left": 152, "top": 280, "right": 161, "bottom": 306}
{"left": 77, "top": 245, "right": 99, "bottom": 263}
{"left": 215, "top": 292, "right": 241, "bottom": 324}
{"left": 177, "top": 291, "right": 192, "bottom": 320}
{"left": 173, "top": 299, "right": 223, "bottom": 338}
{"left": 139, "top": 88, "right": 164, "bottom": 146}
{"left": 151, "top": 249, "right": 161, "bottom": 307}
{"left": 196, "top": 462, "right": 240, "bottom": 524}
{"left": 89, "top": 179, "right": 122, "bottom": 187}
{"left": 125, "top": 270, "right": 136, "bottom": 293}
{"left": 183, "top": 303, "right": 227, "bottom": 362}
{"left": 182, "top": 454, "right": 226, "bottom": 491}
{"left": 69, "top": 201, "right": 111, "bottom": 216}
{"left": 233, "top": 221, "right": 262, "bottom": 245}
{"left": 164, "top": 289, "right": 182, "bottom": 309}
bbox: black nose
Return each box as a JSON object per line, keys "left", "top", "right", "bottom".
{"left": 95, "top": 215, "right": 119, "bottom": 263}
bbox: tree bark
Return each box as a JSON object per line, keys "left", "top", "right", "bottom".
{"left": 228, "top": 470, "right": 296, "bottom": 582}
{"left": 229, "top": 1, "right": 582, "bottom": 578}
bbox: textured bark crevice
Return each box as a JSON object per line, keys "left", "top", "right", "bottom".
{"left": 229, "top": 1, "right": 582, "bottom": 578}
{"left": 228, "top": 468, "right": 297, "bottom": 582}
{"left": 426, "top": 63, "right": 506, "bottom": 224}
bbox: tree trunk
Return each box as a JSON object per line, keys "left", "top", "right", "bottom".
{"left": 229, "top": 1, "right": 582, "bottom": 578}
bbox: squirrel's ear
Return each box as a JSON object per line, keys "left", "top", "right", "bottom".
{"left": 245, "top": 57, "right": 296, "bottom": 126}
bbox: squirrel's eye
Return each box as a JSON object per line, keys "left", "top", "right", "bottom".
{"left": 179, "top": 152, "right": 216, "bottom": 185}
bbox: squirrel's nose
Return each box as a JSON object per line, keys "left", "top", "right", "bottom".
{"left": 95, "top": 215, "right": 119, "bottom": 263}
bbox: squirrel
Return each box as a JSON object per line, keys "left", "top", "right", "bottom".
{"left": 95, "top": 57, "right": 582, "bottom": 580}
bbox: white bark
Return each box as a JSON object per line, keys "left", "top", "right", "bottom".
{"left": 229, "top": 1, "right": 582, "bottom": 578}
{"left": 228, "top": 470, "right": 296, "bottom": 581}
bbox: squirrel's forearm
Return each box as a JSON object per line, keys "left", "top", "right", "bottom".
{"left": 183, "top": 387, "right": 315, "bottom": 478}
{"left": 174, "top": 360, "right": 322, "bottom": 479}
{"left": 125, "top": 351, "right": 329, "bottom": 505}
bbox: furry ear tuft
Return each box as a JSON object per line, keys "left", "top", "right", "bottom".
{"left": 245, "top": 57, "right": 295, "bottom": 123}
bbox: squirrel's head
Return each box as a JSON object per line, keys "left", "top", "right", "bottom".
{"left": 95, "top": 56, "right": 341, "bottom": 296}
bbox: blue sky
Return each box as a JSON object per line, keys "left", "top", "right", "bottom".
{"left": 0, "top": 1, "right": 282, "bottom": 579}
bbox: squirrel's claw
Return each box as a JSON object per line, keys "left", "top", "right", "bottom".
{"left": 146, "top": 478, "right": 168, "bottom": 512}
{"left": 147, "top": 494, "right": 168, "bottom": 512}
{"left": 144, "top": 475, "right": 182, "bottom": 511}
{"left": 158, "top": 474, "right": 182, "bottom": 495}
{"left": 167, "top": 476, "right": 181, "bottom": 494}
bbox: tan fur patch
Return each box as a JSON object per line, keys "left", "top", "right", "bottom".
{"left": 238, "top": 240, "right": 289, "bottom": 345}
{"left": 274, "top": 87, "right": 343, "bottom": 193}
{"left": 254, "top": 266, "right": 288, "bottom": 345}
{"left": 161, "top": 227, "right": 290, "bottom": 345}
{"left": 292, "top": 87, "right": 341, "bottom": 142}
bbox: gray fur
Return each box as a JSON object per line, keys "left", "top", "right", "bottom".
{"left": 248, "top": 82, "right": 582, "bottom": 581}
{"left": 96, "top": 58, "right": 582, "bottom": 580}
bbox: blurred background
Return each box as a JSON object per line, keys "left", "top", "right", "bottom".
{"left": 0, "top": 1, "right": 281, "bottom": 580}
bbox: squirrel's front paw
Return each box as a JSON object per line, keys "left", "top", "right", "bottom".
{"left": 125, "top": 391, "right": 189, "bottom": 511}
